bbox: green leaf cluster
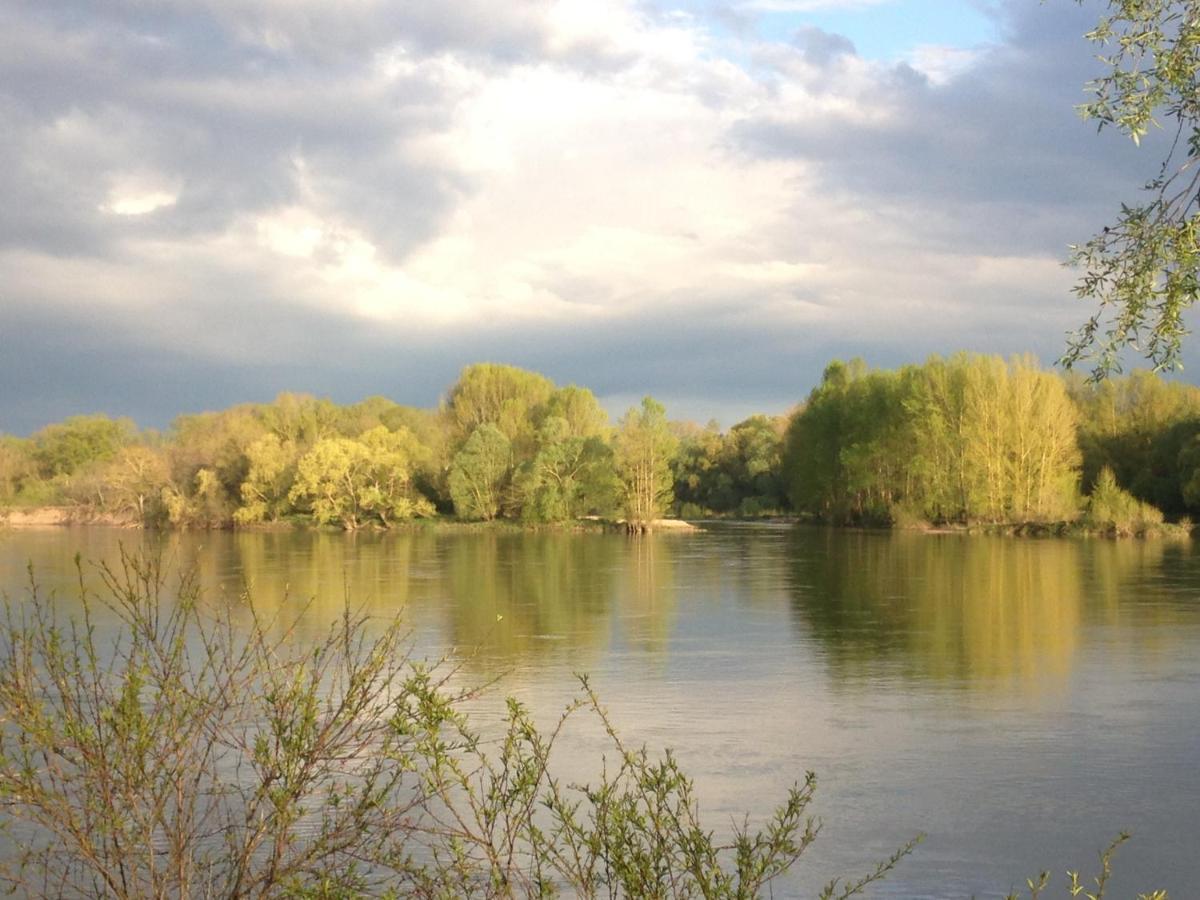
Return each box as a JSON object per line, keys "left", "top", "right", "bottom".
{"left": 1065, "top": 0, "right": 1200, "bottom": 375}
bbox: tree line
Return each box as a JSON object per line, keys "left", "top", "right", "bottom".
{"left": 0, "top": 365, "right": 681, "bottom": 528}
{"left": 4, "top": 356, "right": 1200, "bottom": 532}
{"left": 783, "top": 354, "right": 1200, "bottom": 533}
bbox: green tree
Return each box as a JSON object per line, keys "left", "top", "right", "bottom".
{"left": 260, "top": 392, "right": 340, "bottom": 446}
{"left": 783, "top": 356, "right": 1083, "bottom": 525}
{"left": 672, "top": 421, "right": 732, "bottom": 515}
{"left": 163, "top": 405, "right": 273, "bottom": 527}
{"left": 448, "top": 424, "right": 512, "bottom": 521}
{"left": 615, "top": 397, "right": 679, "bottom": 525}
{"left": 161, "top": 467, "right": 231, "bottom": 529}
{"left": 289, "top": 427, "right": 432, "bottom": 529}
{"left": 782, "top": 360, "right": 912, "bottom": 523}
{"left": 1068, "top": 370, "right": 1200, "bottom": 514}
{"left": 31, "top": 415, "right": 133, "bottom": 479}
{"left": 1064, "top": 0, "right": 1200, "bottom": 375}
{"left": 542, "top": 385, "right": 610, "bottom": 438}
{"left": 515, "top": 417, "right": 618, "bottom": 522}
{"left": 443, "top": 363, "right": 554, "bottom": 454}
{"left": 1087, "top": 465, "right": 1165, "bottom": 535}
{"left": 0, "top": 437, "right": 35, "bottom": 505}
{"left": 233, "top": 434, "right": 300, "bottom": 524}
{"left": 724, "top": 415, "right": 789, "bottom": 515}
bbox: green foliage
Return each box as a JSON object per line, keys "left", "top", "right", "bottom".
{"left": 615, "top": 397, "right": 680, "bottom": 525}
{"left": 95, "top": 445, "right": 173, "bottom": 523}
{"left": 673, "top": 421, "right": 729, "bottom": 513}
{"left": 12, "top": 358, "right": 1198, "bottom": 535}
{"left": 166, "top": 406, "right": 270, "bottom": 525}
{"left": 1063, "top": 0, "right": 1200, "bottom": 376}
{"left": 0, "top": 436, "right": 37, "bottom": 506}
{"left": 672, "top": 416, "right": 788, "bottom": 517}
{"left": 289, "top": 427, "right": 433, "bottom": 529}
{"left": 31, "top": 414, "right": 133, "bottom": 479}
{"left": 1069, "top": 371, "right": 1200, "bottom": 516}
{"left": 449, "top": 424, "right": 513, "bottom": 521}
{"left": 162, "top": 467, "right": 233, "bottom": 529}
{"left": 515, "top": 417, "right": 619, "bottom": 523}
{"left": 783, "top": 355, "right": 1081, "bottom": 525}
{"left": 444, "top": 363, "right": 555, "bottom": 455}
{"left": 261, "top": 392, "right": 341, "bottom": 446}
{"left": 0, "top": 554, "right": 903, "bottom": 898}
{"left": 234, "top": 433, "right": 301, "bottom": 524}
{"left": 542, "top": 384, "right": 610, "bottom": 438}
{"left": 1087, "top": 466, "right": 1166, "bottom": 535}
{"left": 1006, "top": 832, "right": 1166, "bottom": 900}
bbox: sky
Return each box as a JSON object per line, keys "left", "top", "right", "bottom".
{"left": 0, "top": 0, "right": 1180, "bottom": 434}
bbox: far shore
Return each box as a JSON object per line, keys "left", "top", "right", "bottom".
{"left": 3, "top": 506, "right": 1189, "bottom": 540}
{"left": 0, "top": 506, "right": 702, "bottom": 535}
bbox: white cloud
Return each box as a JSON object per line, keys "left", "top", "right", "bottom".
{"left": 739, "top": 0, "right": 887, "bottom": 11}
{"left": 906, "top": 43, "right": 984, "bottom": 84}
{"left": 103, "top": 191, "right": 178, "bottom": 216}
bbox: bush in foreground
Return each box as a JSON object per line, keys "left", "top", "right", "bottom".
{"left": 0, "top": 554, "right": 914, "bottom": 898}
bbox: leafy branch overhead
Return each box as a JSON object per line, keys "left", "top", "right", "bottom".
{"left": 1065, "top": 0, "right": 1200, "bottom": 377}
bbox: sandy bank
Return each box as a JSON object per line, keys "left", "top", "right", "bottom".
{"left": 0, "top": 507, "right": 140, "bottom": 529}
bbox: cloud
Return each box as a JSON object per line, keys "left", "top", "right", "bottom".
{"left": 0, "top": 0, "right": 1172, "bottom": 434}
{"left": 739, "top": 0, "right": 886, "bottom": 11}
{"left": 729, "top": 2, "right": 1148, "bottom": 255}
{"left": 792, "top": 26, "right": 857, "bottom": 65}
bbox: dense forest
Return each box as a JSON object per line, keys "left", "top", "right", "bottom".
{"left": 3, "top": 356, "right": 1200, "bottom": 534}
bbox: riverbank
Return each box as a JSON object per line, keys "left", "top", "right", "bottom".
{"left": 0, "top": 506, "right": 701, "bottom": 535}
{"left": 891, "top": 518, "right": 1194, "bottom": 540}
{"left": 0, "top": 506, "right": 140, "bottom": 529}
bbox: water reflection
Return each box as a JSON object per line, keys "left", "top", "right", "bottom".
{"left": 787, "top": 529, "right": 1198, "bottom": 691}
{"left": 2, "top": 526, "right": 1198, "bottom": 690}
{"left": 614, "top": 535, "right": 678, "bottom": 653}
{"left": 442, "top": 532, "right": 619, "bottom": 663}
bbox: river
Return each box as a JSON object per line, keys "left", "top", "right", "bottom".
{"left": 0, "top": 523, "right": 1196, "bottom": 897}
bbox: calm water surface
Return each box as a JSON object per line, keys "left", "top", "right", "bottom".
{"left": 1, "top": 524, "right": 1197, "bottom": 898}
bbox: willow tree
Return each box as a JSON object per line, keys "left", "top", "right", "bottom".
{"left": 289, "top": 427, "right": 432, "bottom": 529}
{"left": 1064, "top": 0, "right": 1200, "bottom": 375}
{"left": 442, "top": 363, "right": 554, "bottom": 455}
{"left": 448, "top": 424, "right": 512, "bottom": 521}
{"left": 783, "top": 356, "right": 1083, "bottom": 524}
{"left": 234, "top": 434, "right": 299, "bottom": 524}
{"left": 615, "top": 397, "right": 679, "bottom": 525}
{"left": 515, "top": 417, "right": 618, "bottom": 523}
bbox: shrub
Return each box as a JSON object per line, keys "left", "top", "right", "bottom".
{"left": 1088, "top": 467, "right": 1166, "bottom": 536}
{"left": 1006, "top": 833, "right": 1166, "bottom": 899}
{"left": 0, "top": 553, "right": 915, "bottom": 899}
